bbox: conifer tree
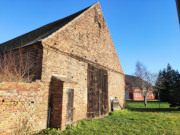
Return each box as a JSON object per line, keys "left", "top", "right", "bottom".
{"left": 155, "top": 64, "right": 180, "bottom": 107}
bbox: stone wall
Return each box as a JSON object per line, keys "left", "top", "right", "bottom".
{"left": 0, "top": 81, "right": 49, "bottom": 135}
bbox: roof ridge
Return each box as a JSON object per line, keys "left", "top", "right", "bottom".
{"left": 0, "top": 3, "right": 95, "bottom": 53}
{"left": 41, "top": 2, "right": 98, "bottom": 43}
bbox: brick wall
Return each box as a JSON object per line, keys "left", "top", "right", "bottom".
{"left": 108, "top": 71, "right": 125, "bottom": 108}
{"left": 42, "top": 3, "right": 123, "bottom": 74}
{"left": 0, "top": 81, "right": 49, "bottom": 135}
{"left": 48, "top": 77, "right": 63, "bottom": 128}
{"left": 41, "top": 48, "right": 88, "bottom": 129}
{"left": 40, "top": 2, "right": 125, "bottom": 129}
{"left": 0, "top": 3, "right": 125, "bottom": 133}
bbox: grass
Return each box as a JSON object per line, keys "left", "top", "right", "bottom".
{"left": 38, "top": 100, "right": 180, "bottom": 135}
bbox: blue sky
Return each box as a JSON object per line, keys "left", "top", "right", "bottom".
{"left": 0, "top": 0, "right": 179, "bottom": 75}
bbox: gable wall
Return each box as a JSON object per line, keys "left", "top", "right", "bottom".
{"left": 41, "top": 3, "right": 125, "bottom": 129}
{"left": 42, "top": 3, "right": 123, "bottom": 74}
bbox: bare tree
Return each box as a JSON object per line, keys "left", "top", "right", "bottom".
{"left": 135, "top": 62, "right": 156, "bottom": 107}
{"left": 0, "top": 49, "right": 37, "bottom": 82}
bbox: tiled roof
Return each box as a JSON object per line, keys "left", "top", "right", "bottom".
{"left": 0, "top": 5, "right": 91, "bottom": 53}
{"left": 125, "top": 75, "right": 140, "bottom": 87}
{"left": 125, "top": 74, "right": 153, "bottom": 90}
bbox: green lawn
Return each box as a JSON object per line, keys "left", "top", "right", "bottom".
{"left": 39, "top": 100, "right": 180, "bottom": 135}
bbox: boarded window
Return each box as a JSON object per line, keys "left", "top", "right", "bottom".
{"left": 66, "top": 89, "right": 74, "bottom": 125}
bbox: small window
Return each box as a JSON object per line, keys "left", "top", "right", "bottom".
{"left": 135, "top": 92, "right": 138, "bottom": 97}
{"left": 139, "top": 92, "right": 141, "bottom": 97}
{"left": 151, "top": 92, "right": 153, "bottom": 96}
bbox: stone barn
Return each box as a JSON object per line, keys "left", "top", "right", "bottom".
{"left": 0, "top": 2, "right": 125, "bottom": 131}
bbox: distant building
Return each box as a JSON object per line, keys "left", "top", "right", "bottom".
{"left": 125, "top": 75, "right": 155, "bottom": 100}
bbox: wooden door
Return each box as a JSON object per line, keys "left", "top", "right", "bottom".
{"left": 66, "top": 89, "right": 74, "bottom": 125}
{"left": 87, "top": 64, "right": 108, "bottom": 118}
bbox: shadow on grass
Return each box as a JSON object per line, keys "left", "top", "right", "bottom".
{"left": 126, "top": 100, "right": 180, "bottom": 112}
{"left": 126, "top": 106, "right": 180, "bottom": 112}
